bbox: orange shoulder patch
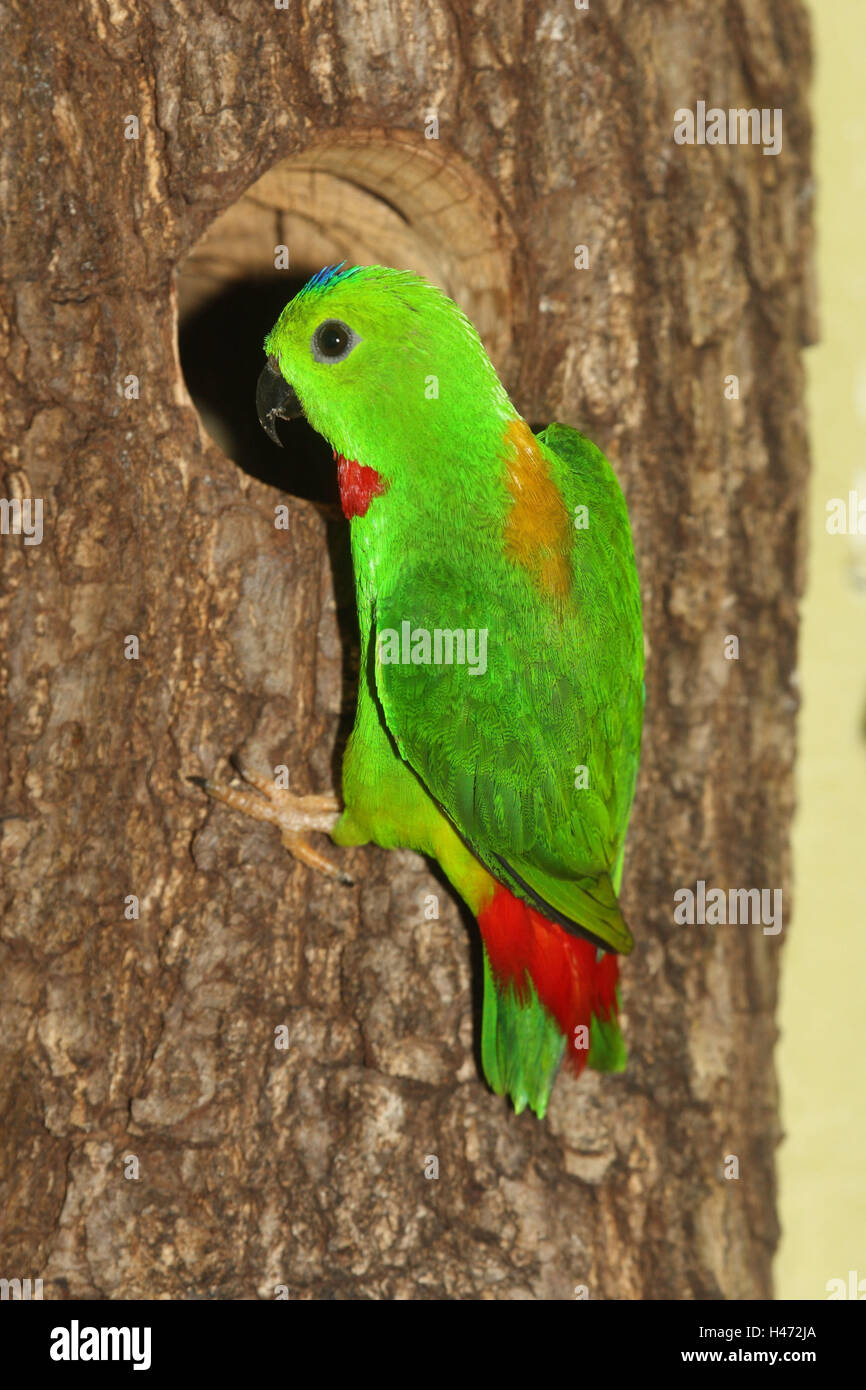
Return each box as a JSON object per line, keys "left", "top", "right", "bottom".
{"left": 501, "top": 418, "right": 572, "bottom": 605}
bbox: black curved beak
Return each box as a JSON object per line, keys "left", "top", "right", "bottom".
{"left": 256, "top": 356, "right": 303, "bottom": 446}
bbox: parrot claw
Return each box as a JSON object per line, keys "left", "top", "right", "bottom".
{"left": 189, "top": 764, "right": 352, "bottom": 885}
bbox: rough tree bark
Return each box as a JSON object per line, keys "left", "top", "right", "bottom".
{"left": 0, "top": 1, "right": 813, "bottom": 1299}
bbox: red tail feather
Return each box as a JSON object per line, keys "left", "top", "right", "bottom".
{"left": 478, "top": 883, "right": 619, "bottom": 1074}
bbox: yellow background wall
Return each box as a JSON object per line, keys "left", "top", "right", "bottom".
{"left": 777, "top": 0, "right": 866, "bottom": 1300}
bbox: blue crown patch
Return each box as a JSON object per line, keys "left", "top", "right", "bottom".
{"left": 298, "top": 262, "right": 365, "bottom": 297}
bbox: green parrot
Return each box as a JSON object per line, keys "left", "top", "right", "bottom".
{"left": 200, "top": 263, "right": 643, "bottom": 1119}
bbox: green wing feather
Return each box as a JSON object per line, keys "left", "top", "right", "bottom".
{"left": 370, "top": 422, "right": 643, "bottom": 953}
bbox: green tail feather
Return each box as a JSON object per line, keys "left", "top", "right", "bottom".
{"left": 587, "top": 987, "right": 628, "bottom": 1072}
{"left": 481, "top": 955, "right": 627, "bottom": 1117}
{"left": 481, "top": 952, "right": 564, "bottom": 1118}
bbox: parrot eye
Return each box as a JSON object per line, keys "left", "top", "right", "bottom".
{"left": 311, "top": 319, "right": 360, "bottom": 363}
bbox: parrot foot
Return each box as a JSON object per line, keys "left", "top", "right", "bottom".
{"left": 190, "top": 761, "right": 352, "bottom": 885}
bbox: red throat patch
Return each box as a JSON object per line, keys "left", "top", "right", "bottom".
{"left": 335, "top": 450, "right": 387, "bottom": 519}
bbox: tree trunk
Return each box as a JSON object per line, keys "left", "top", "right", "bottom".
{"left": 1, "top": 0, "right": 813, "bottom": 1299}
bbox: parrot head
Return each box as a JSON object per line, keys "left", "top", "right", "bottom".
{"left": 256, "top": 264, "right": 514, "bottom": 512}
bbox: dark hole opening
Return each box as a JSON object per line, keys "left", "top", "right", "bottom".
{"left": 178, "top": 273, "right": 340, "bottom": 507}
